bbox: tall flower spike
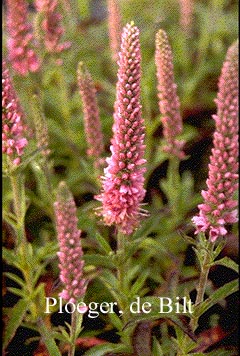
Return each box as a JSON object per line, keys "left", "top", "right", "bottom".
{"left": 77, "top": 62, "right": 104, "bottom": 165}
{"left": 2, "top": 61, "right": 28, "bottom": 165}
{"left": 54, "top": 182, "right": 87, "bottom": 303}
{"left": 107, "top": 0, "right": 122, "bottom": 62}
{"left": 179, "top": 0, "right": 194, "bottom": 37}
{"left": 155, "top": 29, "right": 185, "bottom": 159}
{"left": 35, "top": 0, "right": 71, "bottom": 54}
{"left": 192, "top": 41, "right": 239, "bottom": 242}
{"left": 6, "top": 0, "right": 40, "bottom": 75}
{"left": 96, "top": 22, "right": 147, "bottom": 235}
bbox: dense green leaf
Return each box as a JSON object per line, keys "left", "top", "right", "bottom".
{"left": 152, "top": 336, "right": 164, "bottom": 356}
{"left": 213, "top": 257, "right": 238, "bottom": 274}
{"left": 4, "top": 272, "right": 25, "bottom": 288}
{"left": 83, "top": 254, "right": 115, "bottom": 268}
{"left": 3, "top": 298, "right": 29, "bottom": 349}
{"left": 95, "top": 233, "right": 112, "bottom": 254}
{"left": 195, "top": 279, "right": 239, "bottom": 317}
{"left": 83, "top": 342, "right": 129, "bottom": 356}
{"left": 37, "top": 318, "right": 62, "bottom": 356}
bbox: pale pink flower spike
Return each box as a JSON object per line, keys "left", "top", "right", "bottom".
{"left": 155, "top": 29, "right": 185, "bottom": 159}
{"left": 96, "top": 22, "right": 147, "bottom": 235}
{"left": 192, "top": 41, "right": 239, "bottom": 242}
{"left": 77, "top": 62, "right": 104, "bottom": 164}
{"left": 6, "top": 0, "right": 40, "bottom": 75}
{"left": 107, "top": 0, "right": 122, "bottom": 61}
{"left": 35, "top": 0, "right": 71, "bottom": 54}
{"left": 2, "top": 62, "right": 28, "bottom": 165}
{"left": 54, "top": 182, "right": 87, "bottom": 303}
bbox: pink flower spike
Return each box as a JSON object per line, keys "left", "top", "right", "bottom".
{"left": 179, "top": 0, "right": 194, "bottom": 37}
{"left": 6, "top": 0, "right": 40, "bottom": 75}
{"left": 2, "top": 61, "right": 28, "bottom": 165}
{"left": 155, "top": 29, "right": 185, "bottom": 159}
{"left": 35, "top": 0, "right": 71, "bottom": 54}
{"left": 54, "top": 182, "right": 87, "bottom": 303}
{"left": 96, "top": 22, "right": 147, "bottom": 235}
{"left": 192, "top": 41, "right": 239, "bottom": 242}
{"left": 77, "top": 62, "right": 104, "bottom": 165}
{"left": 107, "top": 0, "right": 122, "bottom": 61}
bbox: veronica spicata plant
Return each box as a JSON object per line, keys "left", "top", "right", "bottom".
{"left": 96, "top": 22, "right": 146, "bottom": 236}
{"left": 192, "top": 41, "right": 239, "bottom": 242}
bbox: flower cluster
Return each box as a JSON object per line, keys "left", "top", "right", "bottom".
{"left": 107, "top": 0, "right": 122, "bottom": 61}
{"left": 54, "top": 182, "right": 87, "bottom": 303}
{"left": 155, "top": 29, "right": 185, "bottom": 159}
{"left": 35, "top": 0, "right": 71, "bottom": 54}
{"left": 192, "top": 41, "right": 239, "bottom": 242}
{"left": 96, "top": 22, "right": 146, "bottom": 235}
{"left": 6, "top": 0, "right": 40, "bottom": 75}
{"left": 2, "top": 62, "right": 28, "bottom": 165}
{"left": 77, "top": 62, "right": 104, "bottom": 164}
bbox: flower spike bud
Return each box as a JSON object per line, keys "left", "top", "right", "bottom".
{"left": 192, "top": 41, "right": 239, "bottom": 242}
{"left": 54, "top": 181, "right": 87, "bottom": 303}
{"left": 31, "top": 94, "right": 50, "bottom": 156}
{"left": 107, "top": 0, "right": 122, "bottom": 61}
{"left": 77, "top": 62, "right": 104, "bottom": 165}
{"left": 35, "top": 0, "right": 71, "bottom": 54}
{"left": 2, "top": 61, "right": 28, "bottom": 165}
{"left": 96, "top": 22, "right": 147, "bottom": 235}
{"left": 155, "top": 29, "right": 185, "bottom": 159}
{"left": 179, "top": 0, "right": 194, "bottom": 37}
{"left": 6, "top": 0, "right": 40, "bottom": 75}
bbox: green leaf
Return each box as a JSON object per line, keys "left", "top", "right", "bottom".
{"left": 188, "top": 348, "right": 238, "bottom": 356}
{"left": 13, "top": 147, "right": 45, "bottom": 173}
{"left": 83, "top": 254, "right": 115, "bottom": 269}
{"left": 95, "top": 233, "right": 112, "bottom": 254}
{"left": 213, "top": 257, "right": 239, "bottom": 274}
{"left": 7, "top": 287, "right": 25, "bottom": 298}
{"left": 83, "top": 342, "right": 129, "bottom": 356}
{"left": 3, "top": 247, "right": 20, "bottom": 268}
{"left": 195, "top": 279, "right": 239, "bottom": 317}
{"left": 3, "top": 298, "right": 29, "bottom": 349}
{"left": 37, "top": 318, "right": 61, "bottom": 356}
{"left": 130, "top": 270, "right": 149, "bottom": 297}
{"left": 152, "top": 337, "right": 164, "bottom": 356}
{"left": 107, "top": 312, "right": 123, "bottom": 331}
{"left": 4, "top": 272, "right": 25, "bottom": 288}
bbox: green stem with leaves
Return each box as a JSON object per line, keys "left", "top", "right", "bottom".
{"left": 68, "top": 305, "right": 84, "bottom": 356}
{"left": 190, "top": 240, "right": 214, "bottom": 331}
{"left": 69, "top": 310, "right": 77, "bottom": 356}
{"left": 9, "top": 170, "right": 38, "bottom": 319}
{"left": 166, "top": 156, "right": 181, "bottom": 221}
{"left": 116, "top": 231, "right": 136, "bottom": 351}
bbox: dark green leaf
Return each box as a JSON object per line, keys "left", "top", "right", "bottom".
{"left": 37, "top": 318, "right": 61, "bottom": 356}
{"left": 212, "top": 257, "right": 238, "bottom": 274}
{"left": 83, "top": 254, "right": 115, "bottom": 269}
{"left": 83, "top": 342, "right": 129, "bottom": 356}
{"left": 195, "top": 279, "right": 239, "bottom": 317}
{"left": 3, "top": 298, "right": 29, "bottom": 349}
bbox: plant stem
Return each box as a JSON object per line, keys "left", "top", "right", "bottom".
{"left": 10, "top": 171, "right": 38, "bottom": 319}
{"left": 168, "top": 157, "right": 181, "bottom": 219}
{"left": 69, "top": 309, "right": 77, "bottom": 356}
{"left": 190, "top": 241, "right": 214, "bottom": 331}
{"left": 116, "top": 230, "right": 133, "bottom": 348}
{"left": 10, "top": 173, "right": 27, "bottom": 246}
